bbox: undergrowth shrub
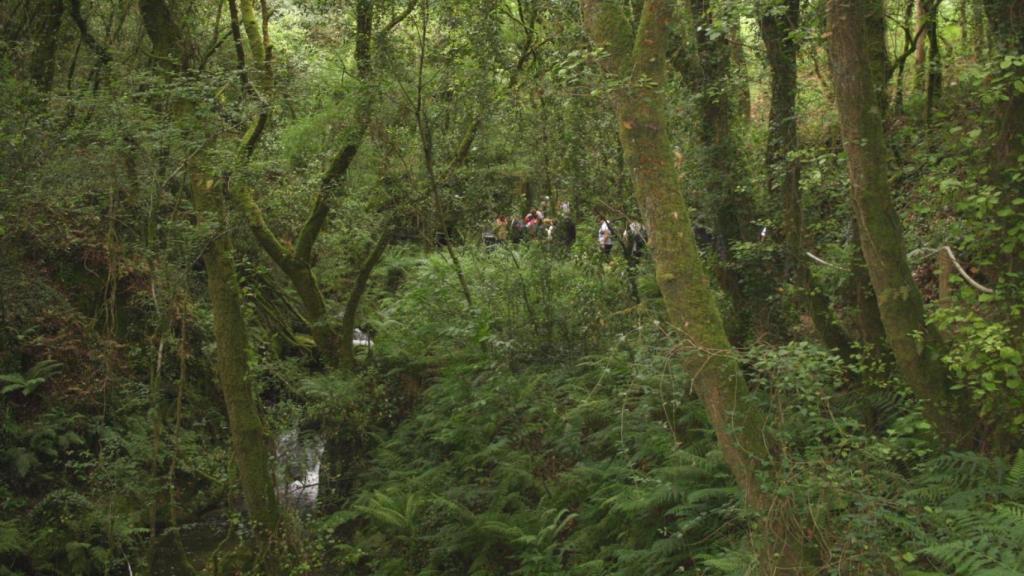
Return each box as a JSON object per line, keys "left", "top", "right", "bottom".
{"left": 374, "top": 245, "right": 635, "bottom": 367}
{"left": 740, "top": 342, "right": 1024, "bottom": 576}
{"left": 308, "top": 246, "right": 1024, "bottom": 576}
{"left": 319, "top": 356, "right": 744, "bottom": 576}
{"left": 307, "top": 247, "right": 757, "bottom": 575}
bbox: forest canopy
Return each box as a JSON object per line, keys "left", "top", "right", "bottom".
{"left": 1, "top": 0, "right": 1023, "bottom": 574}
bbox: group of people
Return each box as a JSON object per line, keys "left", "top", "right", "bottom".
{"left": 482, "top": 198, "right": 648, "bottom": 263}
{"left": 485, "top": 201, "right": 578, "bottom": 247}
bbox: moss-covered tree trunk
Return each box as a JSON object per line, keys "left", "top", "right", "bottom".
{"left": 849, "top": 224, "right": 888, "bottom": 348}
{"left": 138, "top": 0, "right": 286, "bottom": 558}
{"left": 865, "top": 0, "right": 890, "bottom": 113}
{"left": 854, "top": 0, "right": 893, "bottom": 350}
{"left": 231, "top": 0, "right": 375, "bottom": 367}
{"left": 580, "top": 1, "right": 811, "bottom": 572}
{"left": 827, "top": 0, "right": 978, "bottom": 447}
{"left": 192, "top": 176, "right": 283, "bottom": 537}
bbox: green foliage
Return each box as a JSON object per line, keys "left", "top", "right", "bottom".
{"left": 375, "top": 245, "right": 634, "bottom": 366}
{"left": 0, "top": 359, "right": 62, "bottom": 397}
{"left": 305, "top": 248, "right": 745, "bottom": 575}
{"left": 2, "top": 1, "right": 1024, "bottom": 575}
{"left": 909, "top": 450, "right": 1024, "bottom": 575}
{"left": 933, "top": 306, "right": 1024, "bottom": 427}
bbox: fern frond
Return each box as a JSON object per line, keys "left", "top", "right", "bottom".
{"left": 0, "top": 520, "right": 24, "bottom": 556}
{"left": 687, "top": 486, "right": 740, "bottom": 505}
{"left": 1008, "top": 449, "right": 1024, "bottom": 489}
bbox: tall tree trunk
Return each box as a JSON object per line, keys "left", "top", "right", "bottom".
{"left": 686, "top": 0, "right": 752, "bottom": 343}
{"left": 827, "top": 0, "right": 979, "bottom": 447}
{"left": 138, "top": 0, "right": 190, "bottom": 70}
{"left": 761, "top": 0, "right": 850, "bottom": 353}
{"left": 138, "top": 0, "right": 286, "bottom": 559}
{"left": 731, "top": 23, "right": 752, "bottom": 121}
{"left": 865, "top": 0, "right": 890, "bottom": 114}
{"left": 982, "top": 0, "right": 1024, "bottom": 277}
{"left": 972, "top": 1, "right": 987, "bottom": 59}
{"left": 28, "top": 0, "right": 63, "bottom": 92}
{"left": 915, "top": 0, "right": 928, "bottom": 90}
{"left": 193, "top": 175, "right": 284, "bottom": 541}
{"left": 852, "top": 0, "right": 892, "bottom": 351}
{"left": 894, "top": 0, "right": 917, "bottom": 115}
{"left": 581, "top": 1, "right": 811, "bottom": 572}
{"left": 925, "top": 0, "right": 943, "bottom": 122}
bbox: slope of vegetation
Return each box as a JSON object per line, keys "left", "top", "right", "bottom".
{"left": 1, "top": 0, "right": 1023, "bottom": 575}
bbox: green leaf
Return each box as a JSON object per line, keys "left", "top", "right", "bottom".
{"left": 998, "top": 347, "right": 1022, "bottom": 364}
{"left": 13, "top": 450, "right": 34, "bottom": 477}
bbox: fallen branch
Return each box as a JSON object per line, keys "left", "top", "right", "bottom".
{"left": 939, "top": 246, "right": 994, "bottom": 294}
{"left": 806, "top": 251, "right": 848, "bottom": 271}
{"left": 808, "top": 246, "right": 994, "bottom": 294}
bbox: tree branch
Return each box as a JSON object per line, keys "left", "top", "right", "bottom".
{"left": 69, "top": 0, "right": 112, "bottom": 65}
{"left": 380, "top": 0, "right": 417, "bottom": 37}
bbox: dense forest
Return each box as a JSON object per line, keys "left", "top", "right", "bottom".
{"left": 2, "top": 0, "right": 1023, "bottom": 574}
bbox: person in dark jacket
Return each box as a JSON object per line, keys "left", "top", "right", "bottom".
{"left": 554, "top": 202, "right": 577, "bottom": 248}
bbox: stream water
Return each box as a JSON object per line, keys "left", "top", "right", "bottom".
{"left": 150, "top": 428, "right": 324, "bottom": 574}
{"left": 277, "top": 428, "right": 325, "bottom": 509}
{"left": 151, "top": 332, "right": 373, "bottom": 573}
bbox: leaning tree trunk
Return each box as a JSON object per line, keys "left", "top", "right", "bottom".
{"left": 848, "top": 0, "right": 893, "bottom": 352}
{"left": 338, "top": 225, "right": 391, "bottom": 371}
{"left": 193, "top": 176, "right": 283, "bottom": 538}
{"left": 849, "top": 224, "right": 888, "bottom": 348}
{"left": 827, "top": 0, "right": 979, "bottom": 448}
{"left": 761, "top": 0, "right": 850, "bottom": 354}
{"left": 230, "top": 0, "right": 375, "bottom": 367}
{"left": 581, "top": 1, "right": 812, "bottom": 572}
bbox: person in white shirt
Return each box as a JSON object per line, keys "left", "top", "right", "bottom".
{"left": 597, "top": 216, "right": 614, "bottom": 256}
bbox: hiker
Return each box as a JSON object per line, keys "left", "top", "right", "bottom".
{"left": 525, "top": 209, "right": 541, "bottom": 239}
{"left": 597, "top": 215, "right": 614, "bottom": 256}
{"left": 553, "top": 203, "right": 577, "bottom": 247}
{"left": 495, "top": 216, "right": 509, "bottom": 243}
{"left": 623, "top": 221, "right": 647, "bottom": 260}
{"left": 622, "top": 220, "right": 647, "bottom": 302}
{"left": 483, "top": 227, "right": 497, "bottom": 247}
{"left": 510, "top": 217, "right": 526, "bottom": 243}
{"left": 541, "top": 218, "right": 554, "bottom": 241}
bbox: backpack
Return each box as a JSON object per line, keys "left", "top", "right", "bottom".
{"left": 510, "top": 219, "right": 526, "bottom": 242}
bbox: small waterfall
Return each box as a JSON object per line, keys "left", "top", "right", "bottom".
{"left": 276, "top": 429, "right": 324, "bottom": 510}
{"left": 353, "top": 328, "right": 374, "bottom": 348}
